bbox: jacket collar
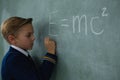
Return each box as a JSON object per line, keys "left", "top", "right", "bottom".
{"left": 10, "top": 45, "right": 29, "bottom": 57}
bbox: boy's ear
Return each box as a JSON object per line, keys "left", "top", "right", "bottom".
{"left": 8, "top": 35, "right": 16, "bottom": 44}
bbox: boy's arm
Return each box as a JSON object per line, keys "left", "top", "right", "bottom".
{"left": 40, "top": 53, "right": 57, "bottom": 80}
{"left": 39, "top": 37, "right": 57, "bottom": 80}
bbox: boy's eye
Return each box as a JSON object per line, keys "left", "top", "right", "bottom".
{"left": 26, "top": 34, "right": 31, "bottom": 37}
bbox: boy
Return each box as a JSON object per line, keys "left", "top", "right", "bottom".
{"left": 1, "top": 16, "right": 57, "bottom": 80}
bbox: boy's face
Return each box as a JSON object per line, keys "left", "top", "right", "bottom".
{"left": 13, "top": 23, "right": 35, "bottom": 50}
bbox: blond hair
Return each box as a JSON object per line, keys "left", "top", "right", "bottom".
{"left": 1, "top": 16, "right": 32, "bottom": 42}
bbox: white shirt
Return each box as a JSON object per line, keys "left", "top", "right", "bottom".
{"left": 11, "top": 45, "right": 29, "bottom": 57}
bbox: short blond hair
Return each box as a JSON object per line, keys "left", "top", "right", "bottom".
{"left": 1, "top": 16, "right": 32, "bottom": 42}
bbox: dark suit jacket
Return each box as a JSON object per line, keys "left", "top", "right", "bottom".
{"left": 1, "top": 46, "right": 57, "bottom": 80}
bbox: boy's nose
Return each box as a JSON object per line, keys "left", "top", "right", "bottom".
{"left": 32, "top": 35, "right": 35, "bottom": 41}
{"left": 33, "top": 36, "right": 35, "bottom": 41}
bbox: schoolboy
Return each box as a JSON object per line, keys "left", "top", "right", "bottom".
{"left": 1, "top": 16, "right": 57, "bottom": 80}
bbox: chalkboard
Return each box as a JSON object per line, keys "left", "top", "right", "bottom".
{"left": 0, "top": 0, "right": 120, "bottom": 80}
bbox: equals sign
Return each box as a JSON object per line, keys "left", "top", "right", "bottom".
{"left": 60, "top": 19, "right": 69, "bottom": 27}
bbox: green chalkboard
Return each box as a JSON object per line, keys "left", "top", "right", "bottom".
{"left": 0, "top": 0, "right": 120, "bottom": 80}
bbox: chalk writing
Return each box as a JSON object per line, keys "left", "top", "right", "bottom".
{"left": 48, "top": 7, "right": 109, "bottom": 36}
{"left": 102, "top": 7, "right": 108, "bottom": 17}
{"left": 72, "top": 15, "right": 88, "bottom": 35}
{"left": 48, "top": 10, "right": 58, "bottom": 36}
{"left": 60, "top": 19, "right": 69, "bottom": 27}
{"left": 90, "top": 17, "right": 104, "bottom": 35}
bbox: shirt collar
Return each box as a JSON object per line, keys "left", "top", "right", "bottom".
{"left": 11, "top": 45, "right": 29, "bottom": 57}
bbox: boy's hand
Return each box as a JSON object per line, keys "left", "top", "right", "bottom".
{"left": 44, "top": 37, "right": 56, "bottom": 55}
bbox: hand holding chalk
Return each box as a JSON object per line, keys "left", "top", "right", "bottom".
{"left": 44, "top": 37, "right": 56, "bottom": 55}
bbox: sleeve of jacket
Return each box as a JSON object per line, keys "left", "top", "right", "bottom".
{"left": 40, "top": 53, "right": 57, "bottom": 80}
